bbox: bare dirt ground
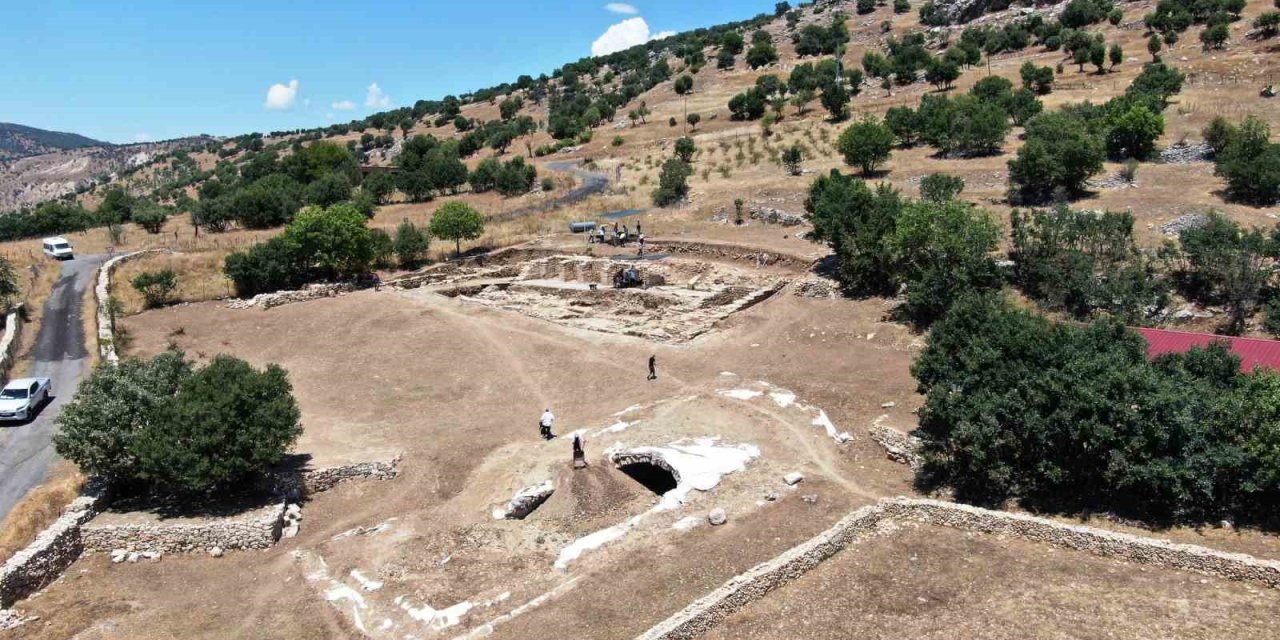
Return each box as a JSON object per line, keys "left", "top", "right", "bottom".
{"left": 704, "top": 522, "right": 1280, "bottom": 640}
{"left": 6, "top": 1, "right": 1280, "bottom": 638}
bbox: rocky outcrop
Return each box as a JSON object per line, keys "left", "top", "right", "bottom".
{"left": 0, "top": 487, "right": 108, "bottom": 607}
{"left": 492, "top": 481, "right": 555, "bottom": 520}
{"left": 747, "top": 204, "right": 804, "bottom": 226}
{"left": 1159, "top": 212, "right": 1211, "bottom": 236}
{"left": 81, "top": 502, "right": 287, "bottom": 555}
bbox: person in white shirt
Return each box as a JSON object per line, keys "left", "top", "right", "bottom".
{"left": 539, "top": 409, "right": 556, "bottom": 440}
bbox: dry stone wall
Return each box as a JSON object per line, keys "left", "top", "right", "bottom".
{"left": 225, "top": 282, "right": 356, "bottom": 310}
{"left": 637, "top": 498, "right": 1280, "bottom": 640}
{"left": 0, "top": 305, "right": 23, "bottom": 383}
{"left": 868, "top": 424, "right": 923, "bottom": 469}
{"left": 0, "top": 488, "right": 108, "bottom": 607}
{"left": 80, "top": 502, "right": 287, "bottom": 554}
{"left": 96, "top": 249, "right": 167, "bottom": 363}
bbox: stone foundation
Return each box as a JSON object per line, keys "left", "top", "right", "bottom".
{"left": 81, "top": 502, "right": 287, "bottom": 554}
{"left": 637, "top": 497, "right": 1280, "bottom": 640}
{"left": 225, "top": 282, "right": 357, "bottom": 310}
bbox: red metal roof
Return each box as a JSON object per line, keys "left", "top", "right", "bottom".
{"left": 1137, "top": 327, "right": 1280, "bottom": 373}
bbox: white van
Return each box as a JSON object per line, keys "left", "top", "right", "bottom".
{"left": 42, "top": 237, "right": 74, "bottom": 260}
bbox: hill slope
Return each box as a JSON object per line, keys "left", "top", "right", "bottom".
{"left": 0, "top": 122, "right": 108, "bottom": 160}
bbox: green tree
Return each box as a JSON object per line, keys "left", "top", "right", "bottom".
{"left": 924, "top": 58, "right": 961, "bottom": 90}
{"left": 304, "top": 172, "right": 353, "bottom": 207}
{"left": 288, "top": 203, "right": 375, "bottom": 280}
{"left": 131, "top": 269, "right": 178, "bottom": 308}
{"left": 652, "top": 158, "right": 693, "bottom": 207}
{"left": 1089, "top": 41, "right": 1107, "bottom": 73}
{"left": 804, "top": 170, "right": 903, "bottom": 296}
{"left": 820, "top": 81, "right": 850, "bottom": 121}
{"left": 132, "top": 355, "right": 301, "bottom": 491}
{"left": 54, "top": 351, "right": 192, "bottom": 485}
{"left": 1108, "top": 43, "right": 1123, "bottom": 70}
{"left": 1200, "top": 23, "right": 1228, "bottom": 49}
{"left": 674, "top": 75, "right": 694, "bottom": 95}
{"left": 686, "top": 113, "right": 702, "bottom": 131}
{"left": 499, "top": 96, "right": 524, "bottom": 120}
{"left": 1170, "top": 212, "right": 1276, "bottom": 334}
{"left": 836, "top": 116, "right": 894, "bottom": 175}
{"left": 469, "top": 158, "right": 501, "bottom": 193}
{"left": 131, "top": 201, "right": 169, "bottom": 234}
{"left": 393, "top": 219, "right": 431, "bottom": 267}
{"left": 430, "top": 201, "right": 485, "bottom": 257}
{"left": 886, "top": 199, "right": 1001, "bottom": 325}
{"left": 884, "top": 106, "right": 920, "bottom": 146}
{"left": 674, "top": 137, "right": 697, "bottom": 163}
{"left": 362, "top": 171, "right": 397, "bottom": 204}
{"left": 781, "top": 143, "right": 804, "bottom": 176}
{"left": 1105, "top": 103, "right": 1164, "bottom": 160}
{"left": 1008, "top": 111, "right": 1105, "bottom": 203}
{"left": 1020, "top": 62, "right": 1055, "bottom": 95}
{"left": 1148, "top": 34, "right": 1163, "bottom": 61}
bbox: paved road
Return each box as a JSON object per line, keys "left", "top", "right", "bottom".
{"left": 0, "top": 255, "right": 103, "bottom": 522}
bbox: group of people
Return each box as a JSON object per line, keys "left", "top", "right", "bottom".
{"left": 537, "top": 355, "right": 657, "bottom": 441}
{"left": 589, "top": 221, "right": 647, "bottom": 255}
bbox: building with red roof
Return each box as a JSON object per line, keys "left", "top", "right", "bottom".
{"left": 1136, "top": 327, "right": 1280, "bottom": 373}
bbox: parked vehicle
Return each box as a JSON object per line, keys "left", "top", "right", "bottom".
{"left": 0, "top": 377, "right": 51, "bottom": 422}
{"left": 42, "top": 237, "right": 74, "bottom": 260}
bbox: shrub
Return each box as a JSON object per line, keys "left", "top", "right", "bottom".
{"left": 131, "top": 269, "right": 178, "bottom": 309}
{"left": 393, "top": 219, "right": 431, "bottom": 267}
{"left": 1020, "top": 62, "right": 1055, "bottom": 95}
{"left": 132, "top": 202, "right": 168, "bottom": 234}
{"left": 886, "top": 199, "right": 1001, "bottom": 325}
{"left": 918, "top": 94, "right": 1011, "bottom": 156}
{"left": 781, "top": 143, "right": 804, "bottom": 176}
{"left": 894, "top": 0, "right": 910, "bottom": 12}
{"left": 652, "top": 158, "right": 693, "bottom": 207}
{"left": 1169, "top": 212, "right": 1276, "bottom": 334}
{"left": 1255, "top": 11, "right": 1280, "bottom": 37}
{"left": 224, "top": 203, "right": 374, "bottom": 297}
{"left": 541, "top": 177, "right": 555, "bottom": 192}
{"left": 836, "top": 117, "right": 895, "bottom": 175}
{"left": 1213, "top": 116, "right": 1280, "bottom": 206}
{"left": 919, "top": 173, "right": 964, "bottom": 202}
{"left": 494, "top": 156, "right": 538, "bottom": 196}
{"left": 612, "top": 136, "right": 625, "bottom": 147}
{"left": 430, "top": 201, "right": 485, "bottom": 257}
{"left": 884, "top": 106, "right": 920, "bottom": 146}
{"left": 131, "top": 355, "right": 301, "bottom": 492}
{"left": 1105, "top": 103, "right": 1164, "bottom": 160}
{"left": 369, "top": 228, "right": 394, "bottom": 268}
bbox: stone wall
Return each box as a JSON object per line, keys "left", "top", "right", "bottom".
{"left": 0, "top": 488, "right": 108, "bottom": 608}
{"left": 96, "top": 249, "right": 167, "bottom": 363}
{"left": 269, "top": 454, "right": 402, "bottom": 501}
{"left": 868, "top": 424, "right": 922, "bottom": 469}
{"left": 637, "top": 498, "right": 1280, "bottom": 640}
{"left": 225, "top": 282, "right": 356, "bottom": 310}
{"left": 643, "top": 241, "right": 813, "bottom": 272}
{"left": 80, "top": 502, "right": 286, "bottom": 554}
{"left": 0, "top": 305, "right": 24, "bottom": 383}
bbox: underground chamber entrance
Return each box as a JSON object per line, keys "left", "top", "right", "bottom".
{"left": 619, "top": 462, "right": 678, "bottom": 496}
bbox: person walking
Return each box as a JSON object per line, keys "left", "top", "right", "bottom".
{"left": 539, "top": 408, "right": 556, "bottom": 440}
{"left": 647, "top": 355, "right": 657, "bottom": 380}
{"left": 637, "top": 232, "right": 646, "bottom": 256}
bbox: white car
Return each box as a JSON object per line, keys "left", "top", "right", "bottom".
{"left": 0, "top": 378, "right": 51, "bottom": 422}
{"left": 42, "top": 237, "right": 74, "bottom": 260}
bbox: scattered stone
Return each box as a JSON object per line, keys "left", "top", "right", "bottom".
{"left": 282, "top": 522, "right": 300, "bottom": 539}
{"left": 110, "top": 549, "right": 128, "bottom": 564}
{"left": 209, "top": 547, "right": 224, "bottom": 558}
{"left": 783, "top": 472, "right": 805, "bottom": 486}
{"left": 801, "top": 494, "right": 818, "bottom": 504}
{"left": 880, "top": 401, "right": 896, "bottom": 409}
{"left": 1160, "top": 212, "right": 1211, "bottom": 236}
{"left": 708, "top": 508, "right": 728, "bottom": 526}
{"left": 140, "top": 550, "right": 162, "bottom": 561}
{"left": 1158, "top": 142, "right": 1213, "bottom": 165}
{"left": 764, "top": 491, "right": 779, "bottom": 501}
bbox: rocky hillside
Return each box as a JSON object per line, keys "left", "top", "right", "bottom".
{"left": 0, "top": 136, "right": 216, "bottom": 211}
{"left": 0, "top": 122, "right": 106, "bottom": 160}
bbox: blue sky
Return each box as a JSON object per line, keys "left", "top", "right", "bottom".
{"left": 3, "top": 1, "right": 772, "bottom": 144}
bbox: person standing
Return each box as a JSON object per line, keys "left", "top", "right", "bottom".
{"left": 637, "top": 232, "right": 646, "bottom": 256}
{"left": 647, "top": 355, "right": 657, "bottom": 380}
{"left": 539, "top": 408, "right": 556, "bottom": 440}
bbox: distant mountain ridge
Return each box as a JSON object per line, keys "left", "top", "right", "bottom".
{"left": 0, "top": 122, "right": 109, "bottom": 160}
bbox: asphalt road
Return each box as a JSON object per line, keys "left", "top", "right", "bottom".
{"left": 0, "top": 255, "right": 103, "bottom": 522}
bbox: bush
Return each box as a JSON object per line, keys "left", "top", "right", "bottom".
{"left": 837, "top": 117, "right": 895, "bottom": 175}
{"left": 1255, "top": 11, "right": 1280, "bottom": 37}
{"left": 131, "top": 269, "right": 178, "bottom": 309}
{"left": 884, "top": 106, "right": 920, "bottom": 146}
{"left": 541, "top": 177, "right": 555, "bottom": 192}
{"left": 652, "top": 158, "right": 693, "bottom": 207}
{"left": 894, "top": 0, "right": 910, "bottom": 13}
{"left": 1020, "top": 62, "right": 1055, "bottom": 95}
{"left": 919, "top": 173, "right": 964, "bottom": 202}
{"left": 494, "top": 156, "right": 538, "bottom": 196}
{"left": 1105, "top": 103, "right": 1164, "bottom": 160}
{"left": 369, "top": 228, "right": 394, "bottom": 268}
{"left": 131, "top": 355, "right": 301, "bottom": 492}
{"left": 781, "top": 143, "right": 804, "bottom": 176}
{"left": 1213, "top": 116, "right": 1280, "bottom": 206}
{"left": 918, "top": 94, "right": 1011, "bottom": 156}
{"left": 393, "top": 219, "right": 431, "bottom": 267}
{"left": 912, "top": 293, "right": 1280, "bottom": 525}
{"left": 55, "top": 351, "right": 301, "bottom": 493}
{"left": 131, "top": 202, "right": 168, "bottom": 234}
{"left": 224, "top": 203, "right": 374, "bottom": 297}
{"left": 1169, "top": 212, "right": 1276, "bottom": 334}
{"left": 887, "top": 199, "right": 1001, "bottom": 325}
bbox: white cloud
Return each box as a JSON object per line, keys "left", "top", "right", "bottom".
{"left": 264, "top": 79, "right": 299, "bottom": 110}
{"left": 365, "top": 82, "right": 391, "bottom": 108}
{"left": 605, "top": 2, "right": 638, "bottom": 14}
{"left": 331, "top": 100, "right": 356, "bottom": 111}
{"left": 593, "top": 17, "right": 673, "bottom": 56}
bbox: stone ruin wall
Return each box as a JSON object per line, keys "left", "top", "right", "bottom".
{"left": 0, "top": 491, "right": 107, "bottom": 608}
{"left": 868, "top": 424, "right": 923, "bottom": 470}
{"left": 637, "top": 497, "right": 1280, "bottom": 640}
{"left": 80, "top": 502, "right": 286, "bottom": 555}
